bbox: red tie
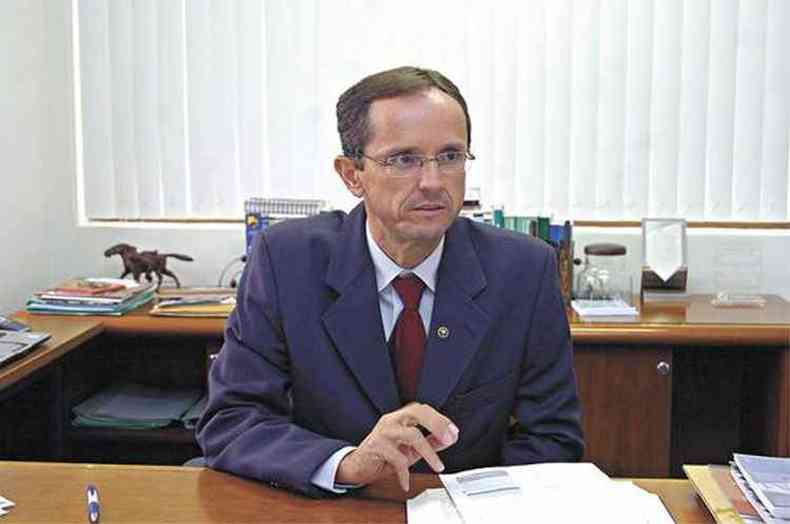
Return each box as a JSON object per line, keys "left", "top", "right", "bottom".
{"left": 391, "top": 276, "right": 426, "bottom": 404}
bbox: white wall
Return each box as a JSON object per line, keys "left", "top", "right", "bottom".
{"left": 0, "top": 0, "right": 787, "bottom": 315}
{"left": 0, "top": 0, "right": 52, "bottom": 314}
{"left": 37, "top": 0, "right": 248, "bottom": 307}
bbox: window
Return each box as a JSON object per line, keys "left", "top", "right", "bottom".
{"left": 75, "top": 0, "right": 790, "bottom": 223}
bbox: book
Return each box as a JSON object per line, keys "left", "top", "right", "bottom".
{"left": 27, "top": 290, "right": 154, "bottom": 316}
{"left": 53, "top": 278, "right": 126, "bottom": 295}
{"left": 149, "top": 301, "right": 235, "bottom": 318}
{"left": 36, "top": 278, "right": 154, "bottom": 304}
{"left": 684, "top": 465, "right": 756, "bottom": 524}
{"left": 734, "top": 453, "right": 790, "bottom": 519}
{"left": 156, "top": 287, "right": 235, "bottom": 299}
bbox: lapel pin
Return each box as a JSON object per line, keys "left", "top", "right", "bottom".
{"left": 437, "top": 326, "right": 450, "bottom": 339}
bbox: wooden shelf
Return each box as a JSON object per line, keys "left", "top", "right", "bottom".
{"left": 67, "top": 426, "right": 196, "bottom": 446}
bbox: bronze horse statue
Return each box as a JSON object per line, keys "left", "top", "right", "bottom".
{"left": 104, "top": 243, "right": 193, "bottom": 289}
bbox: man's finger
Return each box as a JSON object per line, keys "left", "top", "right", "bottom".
{"left": 402, "top": 403, "right": 460, "bottom": 448}
{"left": 426, "top": 433, "right": 454, "bottom": 453}
{"left": 371, "top": 440, "right": 411, "bottom": 492}
{"left": 401, "top": 426, "right": 445, "bottom": 472}
{"left": 399, "top": 443, "right": 421, "bottom": 465}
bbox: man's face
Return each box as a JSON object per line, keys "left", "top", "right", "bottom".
{"left": 344, "top": 89, "right": 467, "bottom": 254}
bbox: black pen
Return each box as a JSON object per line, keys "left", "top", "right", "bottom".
{"left": 86, "top": 485, "right": 100, "bottom": 523}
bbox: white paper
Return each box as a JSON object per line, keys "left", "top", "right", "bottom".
{"left": 644, "top": 220, "right": 685, "bottom": 282}
{"left": 610, "top": 483, "right": 676, "bottom": 524}
{"left": 732, "top": 464, "right": 790, "bottom": 524}
{"left": 406, "top": 488, "right": 463, "bottom": 524}
{"left": 440, "top": 463, "right": 666, "bottom": 524}
{"left": 0, "top": 495, "right": 14, "bottom": 518}
{"left": 571, "top": 299, "right": 638, "bottom": 317}
{"left": 734, "top": 455, "right": 790, "bottom": 521}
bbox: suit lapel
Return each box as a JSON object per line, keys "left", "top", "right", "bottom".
{"left": 321, "top": 204, "right": 401, "bottom": 415}
{"left": 418, "top": 220, "right": 490, "bottom": 410}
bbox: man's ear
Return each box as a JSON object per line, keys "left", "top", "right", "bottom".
{"left": 335, "top": 156, "right": 365, "bottom": 198}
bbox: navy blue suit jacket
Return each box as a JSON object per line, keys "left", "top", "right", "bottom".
{"left": 196, "top": 204, "right": 583, "bottom": 497}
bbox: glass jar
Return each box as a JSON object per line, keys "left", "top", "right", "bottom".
{"left": 575, "top": 243, "right": 631, "bottom": 302}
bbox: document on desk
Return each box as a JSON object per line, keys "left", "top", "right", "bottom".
{"left": 406, "top": 489, "right": 462, "bottom": 524}
{"left": 431, "top": 463, "right": 675, "bottom": 524}
{"left": 0, "top": 495, "right": 15, "bottom": 517}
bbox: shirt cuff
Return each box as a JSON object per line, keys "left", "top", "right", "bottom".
{"left": 310, "top": 446, "right": 359, "bottom": 493}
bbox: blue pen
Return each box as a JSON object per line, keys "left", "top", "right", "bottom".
{"left": 86, "top": 485, "right": 100, "bottom": 523}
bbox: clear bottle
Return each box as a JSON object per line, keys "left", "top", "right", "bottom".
{"left": 575, "top": 243, "right": 630, "bottom": 302}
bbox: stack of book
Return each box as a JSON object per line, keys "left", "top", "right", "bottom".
{"left": 685, "top": 454, "right": 790, "bottom": 523}
{"left": 150, "top": 287, "right": 236, "bottom": 318}
{"left": 26, "top": 278, "right": 155, "bottom": 316}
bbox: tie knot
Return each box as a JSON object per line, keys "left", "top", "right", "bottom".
{"left": 392, "top": 275, "right": 425, "bottom": 311}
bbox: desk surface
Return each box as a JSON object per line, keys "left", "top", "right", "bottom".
{"left": 17, "top": 293, "right": 790, "bottom": 346}
{"left": 570, "top": 294, "right": 790, "bottom": 345}
{"left": 0, "top": 461, "right": 713, "bottom": 523}
{"left": 0, "top": 317, "right": 102, "bottom": 391}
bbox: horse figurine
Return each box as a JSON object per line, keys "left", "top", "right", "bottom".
{"left": 104, "top": 243, "right": 193, "bottom": 289}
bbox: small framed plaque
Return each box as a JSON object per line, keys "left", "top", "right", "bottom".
{"left": 640, "top": 218, "right": 688, "bottom": 299}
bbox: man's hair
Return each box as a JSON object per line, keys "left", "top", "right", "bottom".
{"left": 336, "top": 66, "right": 472, "bottom": 165}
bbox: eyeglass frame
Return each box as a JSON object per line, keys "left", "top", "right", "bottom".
{"left": 354, "top": 150, "right": 476, "bottom": 177}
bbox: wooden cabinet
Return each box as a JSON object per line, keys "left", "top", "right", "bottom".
{"left": 574, "top": 342, "right": 788, "bottom": 478}
{"left": 574, "top": 345, "right": 672, "bottom": 477}
{"left": 569, "top": 295, "right": 790, "bottom": 477}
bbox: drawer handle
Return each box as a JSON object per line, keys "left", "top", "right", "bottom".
{"left": 656, "top": 361, "right": 671, "bottom": 376}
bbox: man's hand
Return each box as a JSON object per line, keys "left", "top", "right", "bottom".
{"left": 335, "top": 402, "right": 459, "bottom": 491}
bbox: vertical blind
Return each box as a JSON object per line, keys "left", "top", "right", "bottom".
{"left": 76, "top": 0, "right": 790, "bottom": 221}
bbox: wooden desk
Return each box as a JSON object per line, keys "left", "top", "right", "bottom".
{"left": 5, "top": 311, "right": 216, "bottom": 464}
{"left": 570, "top": 295, "right": 790, "bottom": 478}
{"left": 0, "top": 461, "right": 714, "bottom": 523}
{"left": 5, "top": 295, "right": 790, "bottom": 477}
{"left": 570, "top": 294, "right": 790, "bottom": 345}
{"left": 0, "top": 318, "right": 103, "bottom": 461}
{"left": 0, "top": 317, "right": 102, "bottom": 392}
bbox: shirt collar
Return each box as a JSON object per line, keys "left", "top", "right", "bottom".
{"left": 365, "top": 221, "right": 444, "bottom": 294}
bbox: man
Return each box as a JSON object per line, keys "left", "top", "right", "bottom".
{"left": 196, "top": 66, "right": 583, "bottom": 498}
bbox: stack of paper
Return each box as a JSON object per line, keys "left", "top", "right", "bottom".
{"left": 732, "top": 454, "right": 790, "bottom": 523}
{"left": 572, "top": 298, "right": 639, "bottom": 317}
{"left": 685, "top": 455, "right": 790, "bottom": 524}
{"left": 72, "top": 381, "right": 203, "bottom": 429}
{"left": 408, "top": 463, "right": 674, "bottom": 524}
{"left": 27, "top": 278, "right": 154, "bottom": 316}
{"left": 150, "top": 287, "right": 236, "bottom": 317}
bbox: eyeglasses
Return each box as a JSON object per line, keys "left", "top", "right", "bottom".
{"left": 358, "top": 150, "right": 475, "bottom": 177}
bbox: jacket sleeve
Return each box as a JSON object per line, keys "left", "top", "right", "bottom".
{"left": 195, "top": 233, "right": 349, "bottom": 498}
{"left": 502, "top": 248, "right": 585, "bottom": 465}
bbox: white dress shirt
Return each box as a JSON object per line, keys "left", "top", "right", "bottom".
{"left": 310, "top": 221, "right": 445, "bottom": 493}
